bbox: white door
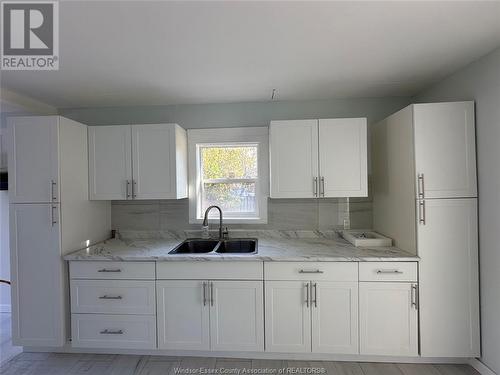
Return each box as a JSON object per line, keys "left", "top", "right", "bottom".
{"left": 131, "top": 124, "right": 176, "bottom": 199}
{"left": 210, "top": 281, "right": 264, "bottom": 352}
{"left": 10, "top": 203, "right": 64, "bottom": 346}
{"left": 156, "top": 280, "right": 210, "bottom": 350}
{"left": 318, "top": 118, "right": 367, "bottom": 197}
{"left": 8, "top": 116, "right": 60, "bottom": 203}
{"left": 270, "top": 120, "right": 319, "bottom": 198}
{"left": 265, "top": 281, "right": 311, "bottom": 353}
{"left": 88, "top": 125, "right": 132, "bottom": 200}
{"left": 311, "top": 282, "right": 359, "bottom": 354}
{"left": 359, "top": 282, "right": 418, "bottom": 356}
{"left": 414, "top": 102, "right": 477, "bottom": 198}
{"left": 418, "top": 198, "right": 480, "bottom": 357}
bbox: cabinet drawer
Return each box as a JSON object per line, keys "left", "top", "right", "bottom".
{"left": 264, "top": 262, "right": 357, "bottom": 281}
{"left": 156, "top": 261, "right": 263, "bottom": 280}
{"left": 70, "top": 280, "right": 155, "bottom": 315}
{"left": 71, "top": 314, "right": 156, "bottom": 349}
{"left": 69, "top": 261, "right": 155, "bottom": 280}
{"left": 359, "top": 262, "right": 417, "bottom": 282}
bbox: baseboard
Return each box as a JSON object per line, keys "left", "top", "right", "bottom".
{"left": 469, "top": 358, "right": 497, "bottom": 375}
{"left": 0, "top": 304, "right": 11, "bottom": 313}
{"left": 22, "top": 345, "right": 471, "bottom": 364}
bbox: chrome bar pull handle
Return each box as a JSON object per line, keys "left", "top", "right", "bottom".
{"left": 132, "top": 180, "right": 137, "bottom": 199}
{"left": 126, "top": 180, "right": 131, "bottom": 199}
{"left": 376, "top": 269, "right": 403, "bottom": 274}
{"left": 99, "top": 295, "right": 122, "bottom": 300}
{"left": 313, "top": 177, "right": 318, "bottom": 197}
{"left": 202, "top": 282, "right": 207, "bottom": 306}
{"left": 299, "top": 269, "right": 324, "bottom": 274}
{"left": 97, "top": 268, "right": 121, "bottom": 273}
{"left": 100, "top": 329, "right": 123, "bottom": 335}
{"left": 411, "top": 284, "right": 419, "bottom": 310}
{"left": 51, "top": 205, "right": 58, "bottom": 226}
{"left": 210, "top": 281, "right": 214, "bottom": 306}
{"left": 51, "top": 180, "right": 57, "bottom": 201}
{"left": 304, "top": 283, "right": 310, "bottom": 307}
{"left": 419, "top": 200, "right": 426, "bottom": 225}
{"left": 320, "top": 176, "right": 325, "bottom": 197}
{"left": 313, "top": 283, "right": 318, "bottom": 308}
{"left": 417, "top": 173, "right": 425, "bottom": 198}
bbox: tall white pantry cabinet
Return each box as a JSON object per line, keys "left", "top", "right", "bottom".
{"left": 372, "top": 101, "right": 480, "bottom": 357}
{"left": 8, "top": 116, "right": 110, "bottom": 347}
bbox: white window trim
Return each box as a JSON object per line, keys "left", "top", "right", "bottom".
{"left": 188, "top": 127, "right": 269, "bottom": 224}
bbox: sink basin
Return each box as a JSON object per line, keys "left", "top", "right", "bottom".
{"left": 169, "top": 239, "right": 219, "bottom": 254}
{"left": 215, "top": 239, "right": 258, "bottom": 254}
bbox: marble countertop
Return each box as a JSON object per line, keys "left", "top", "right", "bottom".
{"left": 64, "top": 230, "right": 418, "bottom": 262}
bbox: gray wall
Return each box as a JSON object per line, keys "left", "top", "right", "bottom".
{"left": 61, "top": 96, "right": 409, "bottom": 231}
{"left": 415, "top": 47, "right": 500, "bottom": 374}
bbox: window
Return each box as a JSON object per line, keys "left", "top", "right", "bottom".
{"left": 188, "top": 128, "right": 268, "bottom": 223}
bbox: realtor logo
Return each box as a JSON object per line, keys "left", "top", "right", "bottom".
{"left": 1, "top": 1, "right": 59, "bottom": 70}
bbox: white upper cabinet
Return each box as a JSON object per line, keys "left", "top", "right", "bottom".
{"left": 89, "top": 125, "right": 132, "bottom": 200}
{"left": 359, "top": 282, "right": 418, "bottom": 356}
{"left": 417, "top": 198, "right": 480, "bottom": 357}
{"left": 319, "top": 118, "right": 367, "bottom": 197}
{"left": 8, "top": 116, "right": 60, "bottom": 203}
{"left": 270, "top": 118, "right": 367, "bottom": 198}
{"left": 89, "top": 124, "right": 187, "bottom": 200}
{"left": 270, "top": 120, "right": 319, "bottom": 198}
{"left": 414, "top": 102, "right": 477, "bottom": 198}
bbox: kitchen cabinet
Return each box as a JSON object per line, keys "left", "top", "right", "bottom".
{"left": 8, "top": 116, "right": 60, "bottom": 203}
{"left": 88, "top": 123, "right": 187, "bottom": 200}
{"left": 157, "top": 279, "right": 264, "bottom": 352}
{"left": 270, "top": 118, "right": 367, "bottom": 198}
{"left": 10, "top": 203, "right": 63, "bottom": 347}
{"left": 157, "top": 280, "right": 210, "bottom": 350}
{"left": 417, "top": 198, "right": 480, "bottom": 357}
{"left": 264, "top": 262, "right": 359, "bottom": 354}
{"left": 359, "top": 282, "right": 418, "bottom": 356}
{"left": 8, "top": 116, "right": 110, "bottom": 348}
{"left": 414, "top": 102, "right": 476, "bottom": 199}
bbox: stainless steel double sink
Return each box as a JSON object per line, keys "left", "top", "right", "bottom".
{"left": 168, "top": 238, "right": 258, "bottom": 255}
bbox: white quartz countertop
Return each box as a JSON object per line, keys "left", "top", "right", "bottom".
{"left": 64, "top": 230, "right": 418, "bottom": 262}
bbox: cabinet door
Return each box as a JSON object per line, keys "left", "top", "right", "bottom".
{"left": 265, "top": 281, "right": 311, "bottom": 353}
{"left": 10, "top": 204, "right": 64, "bottom": 346}
{"left": 132, "top": 124, "right": 177, "bottom": 199}
{"left": 311, "top": 282, "right": 358, "bottom": 354}
{"left": 414, "top": 102, "right": 477, "bottom": 198}
{"left": 210, "top": 281, "right": 264, "bottom": 352}
{"left": 318, "top": 118, "right": 367, "bottom": 197}
{"left": 88, "top": 125, "right": 132, "bottom": 200}
{"left": 417, "top": 198, "right": 480, "bottom": 357}
{"left": 156, "top": 280, "right": 209, "bottom": 350}
{"left": 359, "top": 282, "right": 418, "bottom": 356}
{"left": 270, "top": 120, "right": 319, "bottom": 198}
{"left": 8, "top": 116, "right": 59, "bottom": 203}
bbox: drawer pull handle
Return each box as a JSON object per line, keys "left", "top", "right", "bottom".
{"left": 99, "top": 295, "right": 122, "bottom": 300}
{"left": 99, "top": 329, "right": 123, "bottom": 335}
{"left": 376, "top": 269, "right": 403, "bottom": 274}
{"left": 299, "top": 269, "right": 324, "bottom": 274}
{"left": 97, "top": 269, "right": 122, "bottom": 273}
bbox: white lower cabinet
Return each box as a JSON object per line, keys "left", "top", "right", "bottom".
{"left": 156, "top": 280, "right": 210, "bottom": 350}
{"left": 71, "top": 314, "right": 156, "bottom": 349}
{"left": 359, "top": 282, "right": 418, "bottom": 356}
{"left": 265, "top": 281, "right": 358, "bottom": 354}
{"left": 157, "top": 279, "right": 264, "bottom": 352}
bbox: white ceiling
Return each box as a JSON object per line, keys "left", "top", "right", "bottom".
{"left": 1, "top": 1, "right": 500, "bottom": 108}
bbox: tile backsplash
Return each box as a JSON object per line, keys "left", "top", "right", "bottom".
{"left": 111, "top": 198, "right": 372, "bottom": 232}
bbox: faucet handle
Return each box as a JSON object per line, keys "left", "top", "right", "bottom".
{"left": 222, "top": 227, "right": 229, "bottom": 240}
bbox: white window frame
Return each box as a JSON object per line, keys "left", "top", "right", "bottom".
{"left": 188, "top": 127, "right": 269, "bottom": 224}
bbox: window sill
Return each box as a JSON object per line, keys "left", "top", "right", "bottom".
{"left": 189, "top": 217, "right": 268, "bottom": 225}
